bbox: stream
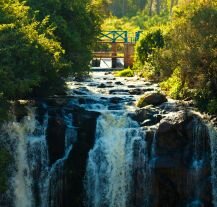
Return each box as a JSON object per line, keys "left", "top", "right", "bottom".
{"left": 0, "top": 71, "right": 216, "bottom": 207}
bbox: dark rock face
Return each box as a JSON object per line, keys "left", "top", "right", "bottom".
{"left": 62, "top": 109, "right": 100, "bottom": 207}
{"left": 143, "top": 111, "right": 213, "bottom": 207}
{"left": 137, "top": 92, "right": 167, "bottom": 108}
{"left": 40, "top": 100, "right": 100, "bottom": 207}
{"left": 47, "top": 110, "right": 66, "bottom": 166}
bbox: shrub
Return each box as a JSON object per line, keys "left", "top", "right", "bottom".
{"left": 160, "top": 67, "right": 190, "bottom": 99}
{"left": 207, "top": 99, "right": 217, "bottom": 114}
{"left": 135, "top": 27, "right": 164, "bottom": 64}
{"left": 115, "top": 68, "right": 134, "bottom": 77}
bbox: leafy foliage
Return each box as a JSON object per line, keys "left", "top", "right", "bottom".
{"left": 135, "top": 0, "right": 217, "bottom": 114}
{"left": 135, "top": 28, "right": 164, "bottom": 63}
{"left": 27, "top": 0, "right": 102, "bottom": 75}
{"left": 0, "top": 0, "right": 102, "bottom": 119}
{"left": 115, "top": 68, "right": 134, "bottom": 77}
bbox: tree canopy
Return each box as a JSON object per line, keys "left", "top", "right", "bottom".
{"left": 0, "top": 0, "right": 103, "bottom": 120}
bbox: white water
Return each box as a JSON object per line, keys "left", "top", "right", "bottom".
{"left": 85, "top": 112, "right": 148, "bottom": 207}
{"left": 188, "top": 118, "right": 206, "bottom": 202}
{"left": 2, "top": 109, "right": 42, "bottom": 207}
{"left": 2, "top": 108, "right": 75, "bottom": 207}
{"left": 209, "top": 126, "right": 217, "bottom": 207}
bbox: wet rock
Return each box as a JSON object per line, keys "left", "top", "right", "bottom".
{"left": 109, "top": 89, "right": 129, "bottom": 94}
{"left": 129, "top": 88, "right": 144, "bottom": 95}
{"left": 158, "top": 111, "right": 187, "bottom": 134}
{"left": 104, "top": 72, "right": 111, "bottom": 75}
{"left": 137, "top": 92, "right": 167, "bottom": 107}
{"left": 149, "top": 111, "right": 212, "bottom": 207}
{"left": 133, "top": 105, "right": 162, "bottom": 125}
{"left": 97, "top": 83, "right": 107, "bottom": 88}
{"left": 127, "top": 85, "right": 136, "bottom": 88}
{"left": 47, "top": 111, "right": 66, "bottom": 165}
{"left": 115, "top": 81, "right": 124, "bottom": 85}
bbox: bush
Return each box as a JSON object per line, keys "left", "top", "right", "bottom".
{"left": 207, "top": 99, "right": 217, "bottom": 114}
{"left": 160, "top": 67, "right": 190, "bottom": 99}
{"left": 135, "top": 27, "right": 164, "bottom": 64}
{"left": 115, "top": 68, "right": 134, "bottom": 77}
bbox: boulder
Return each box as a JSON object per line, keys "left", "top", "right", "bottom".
{"left": 132, "top": 105, "right": 162, "bottom": 127}
{"left": 137, "top": 92, "right": 167, "bottom": 108}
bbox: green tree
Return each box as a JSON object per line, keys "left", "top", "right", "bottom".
{"left": 0, "top": 0, "right": 66, "bottom": 98}
{"left": 27, "top": 0, "right": 102, "bottom": 75}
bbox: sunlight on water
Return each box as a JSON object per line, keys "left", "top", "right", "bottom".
{"left": 85, "top": 112, "right": 148, "bottom": 207}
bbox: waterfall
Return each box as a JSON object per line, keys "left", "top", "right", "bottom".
{"left": 1, "top": 108, "right": 75, "bottom": 207}
{"left": 208, "top": 126, "right": 217, "bottom": 207}
{"left": 2, "top": 108, "right": 46, "bottom": 207}
{"left": 186, "top": 117, "right": 209, "bottom": 206}
{"left": 85, "top": 112, "right": 148, "bottom": 207}
{"left": 27, "top": 111, "right": 49, "bottom": 207}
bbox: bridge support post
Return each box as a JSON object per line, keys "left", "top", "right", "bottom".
{"left": 124, "top": 43, "right": 135, "bottom": 68}
{"left": 111, "top": 43, "right": 117, "bottom": 68}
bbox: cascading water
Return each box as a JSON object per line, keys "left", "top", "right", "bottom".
{"left": 187, "top": 118, "right": 208, "bottom": 206}
{"left": 1, "top": 107, "right": 75, "bottom": 207}
{"left": 85, "top": 112, "right": 149, "bottom": 207}
{"left": 2, "top": 71, "right": 217, "bottom": 207}
{"left": 209, "top": 126, "right": 217, "bottom": 207}
{"left": 1, "top": 108, "right": 47, "bottom": 207}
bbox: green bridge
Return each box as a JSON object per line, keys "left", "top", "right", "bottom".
{"left": 93, "top": 30, "right": 142, "bottom": 68}
{"left": 98, "top": 30, "right": 142, "bottom": 43}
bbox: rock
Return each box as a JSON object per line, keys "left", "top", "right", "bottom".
{"left": 143, "top": 88, "right": 155, "bottom": 92}
{"left": 133, "top": 105, "right": 162, "bottom": 124}
{"left": 137, "top": 92, "right": 167, "bottom": 107}
{"left": 109, "top": 89, "right": 129, "bottom": 94}
{"left": 127, "top": 85, "right": 136, "bottom": 88}
{"left": 158, "top": 111, "right": 187, "bottom": 134}
{"left": 115, "top": 81, "right": 124, "bottom": 85}
{"left": 97, "top": 83, "right": 107, "bottom": 88}
{"left": 129, "top": 88, "right": 144, "bottom": 95}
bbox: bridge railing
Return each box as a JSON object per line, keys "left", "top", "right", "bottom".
{"left": 98, "top": 30, "right": 143, "bottom": 43}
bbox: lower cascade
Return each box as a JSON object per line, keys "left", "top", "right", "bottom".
{"left": 85, "top": 112, "right": 149, "bottom": 207}
{"left": 0, "top": 72, "right": 217, "bottom": 207}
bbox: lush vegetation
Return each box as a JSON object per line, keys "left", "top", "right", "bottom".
{"left": 0, "top": 0, "right": 103, "bottom": 120}
{"left": 115, "top": 68, "right": 134, "bottom": 77}
{"left": 133, "top": 0, "right": 217, "bottom": 114}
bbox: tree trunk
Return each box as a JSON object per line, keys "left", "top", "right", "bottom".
{"left": 122, "top": 0, "right": 125, "bottom": 16}
{"left": 149, "top": 0, "right": 154, "bottom": 16}
{"left": 170, "top": 0, "right": 175, "bottom": 15}
{"left": 156, "top": 0, "right": 161, "bottom": 15}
